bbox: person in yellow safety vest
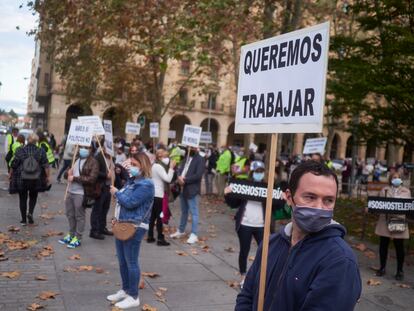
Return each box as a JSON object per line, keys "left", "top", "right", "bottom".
{"left": 215, "top": 146, "right": 233, "bottom": 196}
{"left": 38, "top": 132, "right": 55, "bottom": 166}
{"left": 169, "top": 143, "right": 182, "bottom": 166}
{"left": 8, "top": 135, "right": 25, "bottom": 167}
{"left": 5, "top": 128, "right": 19, "bottom": 171}
{"left": 232, "top": 150, "right": 249, "bottom": 180}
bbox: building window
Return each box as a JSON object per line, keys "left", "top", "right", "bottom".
{"left": 179, "top": 89, "right": 188, "bottom": 106}
{"left": 180, "top": 60, "right": 190, "bottom": 75}
{"left": 207, "top": 93, "right": 217, "bottom": 110}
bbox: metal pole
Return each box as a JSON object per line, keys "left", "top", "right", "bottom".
{"left": 207, "top": 95, "right": 212, "bottom": 133}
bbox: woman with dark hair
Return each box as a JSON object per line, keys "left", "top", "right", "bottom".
{"left": 107, "top": 152, "right": 154, "bottom": 309}
{"left": 374, "top": 172, "right": 410, "bottom": 281}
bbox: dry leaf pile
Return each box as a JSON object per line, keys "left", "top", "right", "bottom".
{"left": 142, "top": 272, "right": 160, "bottom": 278}
{"left": 142, "top": 304, "right": 157, "bottom": 311}
{"left": 27, "top": 303, "right": 44, "bottom": 310}
{"left": 37, "top": 291, "right": 58, "bottom": 300}
{"left": 367, "top": 279, "right": 382, "bottom": 286}
{"left": 1, "top": 271, "right": 21, "bottom": 279}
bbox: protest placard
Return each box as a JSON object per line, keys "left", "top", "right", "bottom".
{"left": 303, "top": 137, "right": 327, "bottom": 154}
{"left": 368, "top": 196, "right": 414, "bottom": 214}
{"left": 235, "top": 22, "right": 330, "bottom": 134}
{"left": 200, "top": 131, "right": 213, "bottom": 144}
{"left": 227, "top": 179, "right": 284, "bottom": 204}
{"left": 66, "top": 119, "right": 94, "bottom": 147}
{"left": 181, "top": 125, "right": 202, "bottom": 148}
{"left": 125, "top": 122, "right": 141, "bottom": 135}
{"left": 168, "top": 130, "right": 176, "bottom": 139}
{"left": 150, "top": 122, "right": 159, "bottom": 138}
{"left": 103, "top": 120, "right": 114, "bottom": 157}
{"left": 78, "top": 115, "right": 105, "bottom": 135}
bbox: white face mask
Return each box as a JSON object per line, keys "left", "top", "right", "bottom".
{"left": 161, "top": 158, "right": 170, "bottom": 165}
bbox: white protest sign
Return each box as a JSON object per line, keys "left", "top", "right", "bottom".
{"left": 303, "top": 137, "right": 327, "bottom": 154}
{"left": 235, "top": 22, "right": 330, "bottom": 133}
{"left": 66, "top": 119, "right": 94, "bottom": 147}
{"left": 249, "top": 142, "right": 258, "bottom": 153}
{"left": 103, "top": 120, "right": 114, "bottom": 157}
{"left": 78, "top": 115, "right": 105, "bottom": 135}
{"left": 150, "top": 122, "right": 159, "bottom": 138}
{"left": 200, "top": 131, "right": 212, "bottom": 144}
{"left": 181, "top": 124, "right": 202, "bottom": 148}
{"left": 168, "top": 130, "right": 176, "bottom": 139}
{"left": 125, "top": 122, "right": 141, "bottom": 135}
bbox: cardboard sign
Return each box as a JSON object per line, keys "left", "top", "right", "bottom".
{"left": 200, "top": 131, "right": 212, "bottom": 144}
{"left": 303, "top": 137, "right": 327, "bottom": 154}
{"left": 125, "top": 122, "right": 141, "bottom": 135}
{"left": 368, "top": 196, "right": 414, "bottom": 214}
{"left": 103, "top": 120, "right": 114, "bottom": 157}
{"left": 78, "top": 115, "right": 106, "bottom": 135}
{"left": 235, "top": 22, "right": 330, "bottom": 134}
{"left": 150, "top": 122, "right": 159, "bottom": 138}
{"left": 181, "top": 124, "right": 202, "bottom": 147}
{"left": 66, "top": 119, "right": 94, "bottom": 147}
{"left": 168, "top": 130, "right": 176, "bottom": 139}
{"left": 227, "top": 179, "right": 285, "bottom": 204}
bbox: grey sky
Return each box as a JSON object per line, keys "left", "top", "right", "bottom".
{"left": 0, "top": 1, "right": 37, "bottom": 114}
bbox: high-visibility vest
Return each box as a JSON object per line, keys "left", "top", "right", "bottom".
{"left": 6, "top": 134, "right": 14, "bottom": 152}
{"left": 216, "top": 150, "right": 232, "bottom": 174}
{"left": 234, "top": 157, "right": 248, "bottom": 179}
{"left": 8, "top": 141, "right": 22, "bottom": 165}
{"left": 170, "top": 146, "right": 182, "bottom": 166}
{"left": 40, "top": 141, "right": 55, "bottom": 164}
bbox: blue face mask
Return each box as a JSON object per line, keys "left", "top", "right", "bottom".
{"left": 129, "top": 167, "right": 141, "bottom": 177}
{"left": 79, "top": 148, "right": 89, "bottom": 158}
{"left": 391, "top": 178, "right": 402, "bottom": 187}
{"left": 252, "top": 172, "right": 264, "bottom": 182}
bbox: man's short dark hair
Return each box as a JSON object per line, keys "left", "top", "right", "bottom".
{"left": 288, "top": 160, "right": 338, "bottom": 195}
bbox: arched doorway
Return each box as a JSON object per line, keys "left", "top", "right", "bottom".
{"left": 330, "top": 134, "right": 340, "bottom": 159}
{"left": 103, "top": 107, "right": 129, "bottom": 137}
{"left": 169, "top": 115, "right": 191, "bottom": 143}
{"left": 64, "top": 104, "right": 93, "bottom": 133}
{"left": 200, "top": 118, "right": 219, "bottom": 144}
{"left": 345, "top": 135, "right": 354, "bottom": 158}
{"left": 227, "top": 122, "right": 244, "bottom": 147}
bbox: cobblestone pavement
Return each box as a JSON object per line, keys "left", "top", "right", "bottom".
{"left": 0, "top": 168, "right": 414, "bottom": 311}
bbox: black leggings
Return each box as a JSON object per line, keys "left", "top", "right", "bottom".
{"left": 18, "top": 189, "right": 38, "bottom": 221}
{"left": 237, "top": 225, "right": 264, "bottom": 274}
{"left": 148, "top": 197, "right": 164, "bottom": 240}
{"left": 379, "top": 236, "right": 405, "bottom": 272}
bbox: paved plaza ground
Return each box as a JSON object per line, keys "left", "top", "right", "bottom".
{"left": 1, "top": 167, "right": 414, "bottom": 311}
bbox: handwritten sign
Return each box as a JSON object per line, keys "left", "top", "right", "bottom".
{"left": 103, "top": 120, "right": 114, "bottom": 156}
{"left": 181, "top": 124, "right": 202, "bottom": 148}
{"left": 66, "top": 119, "right": 94, "bottom": 147}
{"left": 78, "top": 115, "right": 105, "bottom": 135}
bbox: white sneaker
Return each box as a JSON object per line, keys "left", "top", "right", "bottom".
{"left": 106, "top": 289, "right": 127, "bottom": 302}
{"left": 186, "top": 233, "right": 198, "bottom": 244}
{"left": 115, "top": 295, "right": 140, "bottom": 309}
{"left": 170, "top": 230, "right": 185, "bottom": 239}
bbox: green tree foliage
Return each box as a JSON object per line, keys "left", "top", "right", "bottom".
{"left": 8, "top": 109, "right": 18, "bottom": 119}
{"left": 328, "top": 0, "right": 414, "bottom": 144}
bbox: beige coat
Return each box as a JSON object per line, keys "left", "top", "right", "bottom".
{"left": 374, "top": 186, "right": 411, "bottom": 239}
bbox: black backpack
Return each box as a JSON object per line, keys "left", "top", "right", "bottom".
{"left": 21, "top": 154, "right": 41, "bottom": 180}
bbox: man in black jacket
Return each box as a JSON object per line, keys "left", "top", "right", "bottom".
{"left": 170, "top": 147, "right": 205, "bottom": 244}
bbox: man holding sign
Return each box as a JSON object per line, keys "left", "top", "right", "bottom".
{"left": 236, "top": 161, "right": 361, "bottom": 310}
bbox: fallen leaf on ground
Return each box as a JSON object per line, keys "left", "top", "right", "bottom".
{"left": 37, "top": 291, "right": 58, "bottom": 300}
{"left": 158, "top": 287, "right": 167, "bottom": 292}
{"left": 1, "top": 271, "right": 21, "bottom": 279}
{"left": 142, "top": 272, "right": 159, "bottom": 278}
{"left": 396, "top": 283, "right": 411, "bottom": 288}
{"left": 7, "top": 225, "right": 20, "bottom": 232}
{"left": 367, "top": 279, "right": 382, "bottom": 286}
{"left": 79, "top": 265, "right": 94, "bottom": 271}
{"left": 111, "top": 307, "right": 122, "bottom": 311}
{"left": 27, "top": 303, "right": 44, "bottom": 310}
{"left": 35, "top": 275, "right": 48, "bottom": 281}
{"left": 42, "top": 230, "right": 63, "bottom": 238}
{"left": 190, "top": 249, "right": 198, "bottom": 255}
{"left": 226, "top": 280, "right": 240, "bottom": 288}
{"left": 353, "top": 243, "right": 367, "bottom": 252}
{"left": 39, "top": 214, "right": 54, "bottom": 220}
{"left": 95, "top": 267, "right": 105, "bottom": 274}
{"left": 201, "top": 245, "right": 210, "bottom": 252}
{"left": 225, "top": 247, "right": 235, "bottom": 253}
{"left": 363, "top": 250, "right": 376, "bottom": 259}
{"left": 198, "top": 236, "right": 208, "bottom": 242}
{"left": 175, "top": 250, "right": 188, "bottom": 256}
{"left": 69, "top": 254, "right": 81, "bottom": 260}
{"left": 63, "top": 266, "right": 78, "bottom": 272}
{"left": 142, "top": 304, "right": 157, "bottom": 311}
{"left": 155, "top": 291, "right": 164, "bottom": 298}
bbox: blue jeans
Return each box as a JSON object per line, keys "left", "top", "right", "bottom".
{"left": 115, "top": 228, "right": 146, "bottom": 298}
{"left": 179, "top": 195, "right": 199, "bottom": 235}
{"left": 57, "top": 159, "right": 71, "bottom": 180}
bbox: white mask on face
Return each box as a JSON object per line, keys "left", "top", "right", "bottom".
{"left": 161, "top": 158, "right": 170, "bottom": 165}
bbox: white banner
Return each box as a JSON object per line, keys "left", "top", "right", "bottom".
{"left": 150, "top": 122, "right": 159, "bottom": 138}
{"left": 168, "top": 130, "right": 176, "bottom": 139}
{"left": 78, "top": 115, "right": 105, "bottom": 135}
{"left": 235, "top": 22, "right": 330, "bottom": 133}
{"left": 303, "top": 137, "right": 327, "bottom": 154}
{"left": 103, "top": 120, "right": 114, "bottom": 157}
{"left": 125, "top": 122, "right": 141, "bottom": 135}
{"left": 182, "top": 124, "right": 202, "bottom": 148}
{"left": 200, "top": 131, "right": 212, "bottom": 144}
{"left": 66, "top": 119, "right": 94, "bottom": 147}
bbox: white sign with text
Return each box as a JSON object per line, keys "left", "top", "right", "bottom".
{"left": 66, "top": 119, "right": 94, "bottom": 147}
{"left": 303, "top": 137, "right": 327, "bottom": 154}
{"left": 103, "top": 120, "right": 114, "bottom": 157}
{"left": 78, "top": 115, "right": 106, "bottom": 135}
{"left": 168, "top": 130, "right": 176, "bottom": 139}
{"left": 125, "top": 122, "right": 141, "bottom": 135}
{"left": 182, "top": 125, "right": 202, "bottom": 148}
{"left": 150, "top": 122, "right": 159, "bottom": 138}
{"left": 200, "top": 131, "right": 213, "bottom": 144}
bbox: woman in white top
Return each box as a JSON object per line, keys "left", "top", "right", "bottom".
{"left": 148, "top": 148, "right": 176, "bottom": 245}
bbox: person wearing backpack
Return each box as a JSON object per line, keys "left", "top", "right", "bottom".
{"left": 9, "top": 133, "right": 50, "bottom": 225}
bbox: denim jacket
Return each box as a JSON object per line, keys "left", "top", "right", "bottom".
{"left": 115, "top": 177, "right": 154, "bottom": 225}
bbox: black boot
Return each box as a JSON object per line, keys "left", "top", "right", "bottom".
{"left": 157, "top": 239, "right": 170, "bottom": 246}
{"left": 375, "top": 267, "right": 386, "bottom": 277}
{"left": 147, "top": 237, "right": 156, "bottom": 243}
{"left": 395, "top": 270, "right": 404, "bottom": 281}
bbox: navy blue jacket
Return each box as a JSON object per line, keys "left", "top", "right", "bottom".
{"left": 235, "top": 222, "right": 361, "bottom": 311}
{"left": 178, "top": 153, "right": 205, "bottom": 199}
